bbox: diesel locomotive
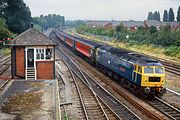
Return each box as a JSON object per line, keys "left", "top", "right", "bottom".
{"left": 54, "top": 29, "right": 166, "bottom": 97}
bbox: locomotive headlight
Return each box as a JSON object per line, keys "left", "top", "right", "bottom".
{"left": 144, "top": 87, "right": 150, "bottom": 94}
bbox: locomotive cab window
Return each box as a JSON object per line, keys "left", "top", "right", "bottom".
{"left": 144, "top": 66, "right": 154, "bottom": 74}
{"left": 155, "top": 66, "right": 164, "bottom": 74}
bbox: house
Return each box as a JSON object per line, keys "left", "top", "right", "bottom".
{"left": 86, "top": 21, "right": 113, "bottom": 28}
{"left": 86, "top": 20, "right": 145, "bottom": 31}
{"left": 119, "top": 21, "right": 145, "bottom": 31}
{"left": 144, "top": 20, "right": 166, "bottom": 30}
{"left": 165, "top": 22, "right": 180, "bottom": 30}
{"left": 9, "top": 28, "right": 57, "bottom": 80}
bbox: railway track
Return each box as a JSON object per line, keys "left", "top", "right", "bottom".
{"left": 147, "top": 97, "right": 180, "bottom": 120}
{"left": 0, "top": 56, "right": 11, "bottom": 75}
{"left": 52, "top": 31, "right": 179, "bottom": 120}
{"left": 161, "top": 61, "right": 180, "bottom": 76}
{"left": 51, "top": 31, "right": 163, "bottom": 119}
{"left": 166, "top": 88, "right": 180, "bottom": 96}
{"left": 56, "top": 46, "right": 140, "bottom": 120}
{"left": 0, "top": 80, "right": 9, "bottom": 92}
{"left": 67, "top": 62, "right": 110, "bottom": 120}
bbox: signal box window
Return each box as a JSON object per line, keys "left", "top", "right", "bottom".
{"left": 46, "top": 48, "right": 52, "bottom": 59}
{"left": 36, "top": 49, "right": 44, "bottom": 60}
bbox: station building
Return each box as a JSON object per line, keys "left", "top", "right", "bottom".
{"left": 9, "top": 28, "right": 57, "bottom": 80}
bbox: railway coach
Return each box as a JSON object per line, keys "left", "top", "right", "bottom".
{"left": 56, "top": 30, "right": 102, "bottom": 62}
{"left": 75, "top": 37, "right": 101, "bottom": 62}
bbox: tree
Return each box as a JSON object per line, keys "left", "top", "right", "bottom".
{"left": 115, "top": 23, "right": 124, "bottom": 33}
{"left": 0, "top": 0, "right": 7, "bottom": 18}
{"left": 147, "top": 12, "right": 154, "bottom": 20}
{"left": 0, "top": 18, "right": 12, "bottom": 40}
{"left": 163, "top": 10, "right": 168, "bottom": 22}
{"left": 169, "top": 8, "right": 174, "bottom": 22}
{"left": 157, "top": 11, "right": 160, "bottom": 21}
{"left": 154, "top": 11, "right": 158, "bottom": 21}
{"left": 5, "top": 0, "right": 31, "bottom": 34}
{"left": 149, "top": 26, "right": 157, "bottom": 34}
{"left": 177, "top": 6, "right": 180, "bottom": 22}
{"left": 32, "top": 14, "right": 65, "bottom": 30}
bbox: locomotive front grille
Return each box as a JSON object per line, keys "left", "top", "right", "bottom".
{"left": 149, "top": 77, "right": 161, "bottom": 82}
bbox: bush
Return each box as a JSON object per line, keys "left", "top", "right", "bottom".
{"left": 164, "top": 46, "right": 180, "bottom": 57}
{"left": 76, "top": 25, "right": 180, "bottom": 58}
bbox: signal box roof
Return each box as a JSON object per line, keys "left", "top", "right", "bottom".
{"left": 9, "top": 28, "right": 57, "bottom": 46}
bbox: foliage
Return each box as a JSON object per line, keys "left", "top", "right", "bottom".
{"left": 32, "top": 14, "right": 65, "bottom": 30}
{"left": 33, "top": 24, "right": 42, "bottom": 32}
{"left": 163, "top": 10, "right": 168, "bottom": 22}
{"left": 164, "top": 46, "right": 180, "bottom": 57}
{"left": 177, "top": 6, "right": 180, "bottom": 22}
{"left": 0, "top": 18, "right": 12, "bottom": 40}
{"left": 76, "top": 25, "right": 180, "bottom": 58}
{"left": 149, "top": 26, "right": 157, "bottom": 34}
{"left": 65, "top": 20, "right": 86, "bottom": 27}
{"left": 169, "top": 8, "right": 174, "bottom": 22}
{"left": 4, "top": 0, "right": 31, "bottom": 34}
{"left": 147, "top": 11, "right": 160, "bottom": 21}
{"left": 147, "top": 12, "right": 154, "bottom": 20}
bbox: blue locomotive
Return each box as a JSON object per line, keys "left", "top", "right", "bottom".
{"left": 96, "top": 46, "right": 166, "bottom": 97}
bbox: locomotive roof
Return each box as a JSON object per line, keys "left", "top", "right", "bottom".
{"left": 99, "top": 46, "right": 163, "bottom": 66}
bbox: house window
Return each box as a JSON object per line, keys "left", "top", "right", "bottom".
{"left": 46, "top": 48, "right": 52, "bottom": 59}
{"left": 36, "top": 49, "right": 45, "bottom": 60}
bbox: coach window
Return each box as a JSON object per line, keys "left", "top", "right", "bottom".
{"left": 46, "top": 48, "right": 52, "bottom": 59}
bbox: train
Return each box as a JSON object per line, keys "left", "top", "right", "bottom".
{"left": 53, "top": 29, "right": 166, "bottom": 97}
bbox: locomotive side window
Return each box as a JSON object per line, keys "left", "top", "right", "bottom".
{"left": 138, "top": 66, "right": 142, "bottom": 73}
{"left": 134, "top": 65, "right": 137, "bottom": 71}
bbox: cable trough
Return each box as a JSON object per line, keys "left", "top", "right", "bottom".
{"left": 56, "top": 46, "right": 140, "bottom": 120}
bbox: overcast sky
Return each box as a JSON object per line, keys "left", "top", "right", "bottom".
{"left": 24, "top": 0, "right": 180, "bottom": 21}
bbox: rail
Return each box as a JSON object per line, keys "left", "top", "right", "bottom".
{"left": 56, "top": 46, "right": 140, "bottom": 120}
{"left": 147, "top": 97, "right": 180, "bottom": 120}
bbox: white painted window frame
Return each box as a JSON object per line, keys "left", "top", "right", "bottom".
{"left": 25, "top": 47, "right": 37, "bottom": 80}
